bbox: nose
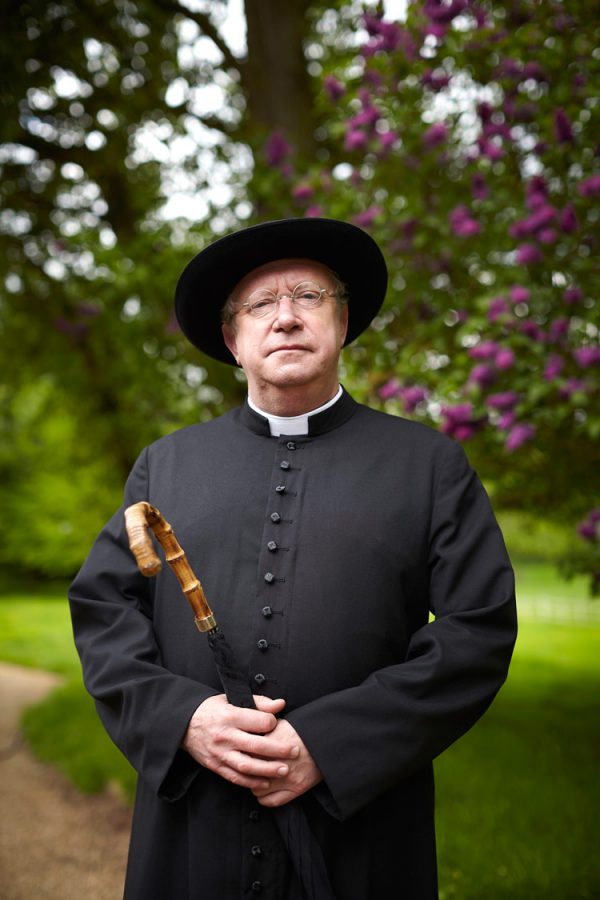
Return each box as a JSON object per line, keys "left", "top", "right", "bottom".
{"left": 272, "top": 295, "right": 303, "bottom": 331}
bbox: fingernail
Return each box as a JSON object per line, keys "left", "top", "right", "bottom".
{"left": 277, "top": 766, "right": 288, "bottom": 776}
{"left": 291, "top": 746, "right": 300, "bottom": 759}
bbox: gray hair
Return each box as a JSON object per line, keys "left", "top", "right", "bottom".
{"left": 221, "top": 267, "right": 348, "bottom": 326}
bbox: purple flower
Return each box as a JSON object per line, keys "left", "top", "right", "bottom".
{"left": 349, "top": 106, "right": 380, "bottom": 129}
{"left": 510, "top": 284, "right": 530, "bottom": 304}
{"left": 573, "top": 346, "right": 600, "bottom": 368}
{"left": 378, "top": 378, "right": 402, "bottom": 400}
{"left": 292, "top": 182, "right": 314, "bottom": 201}
{"left": 469, "top": 340, "right": 499, "bottom": 361}
{"left": 538, "top": 228, "right": 557, "bottom": 244}
{"left": 449, "top": 205, "right": 480, "bottom": 237}
{"left": 440, "top": 403, "right": 486, "bottom": 441}
{"left": 472, "top": 172, "right": 489, "bottom": 201}
{"left": 469, "top": 363, "right": 497, "bottom": 387}
{"left": 488, "top": 297, "right": 510, "bottom": 322}
{"left": 496, "top": 348, "right": 515, "bottom": 370}
{"left": 265, "top": 131, "right": 292, "bottom": 167}
{"left": 345, "top": 129, "right": 368, "bottom": 151}
{"left": 564, "top": 286, "right": 582, "bottom": 305}
{"left": 479, "top": 138, "right": 504, "bottom": 161}
{"left": 559, "top": 377, "right": 586, "bottom": 399}
{"left": 486, "top": 391, "right": 519, "bottom": 410}
{"left": 590, "top": 509, "right": 600, "bottom": 524}
{"left": 353, "top": 206, "right": 382, "bottom": 228}
{"left": 509, "top": 204, "right": 556, "bottom": 238}
{"left": 498, "top": 411, "right": 517, "bottom": 430}
{"left": 423, "top": 123, "right": 449, "bottom": 148}
{"left": 548, "top": 318, "right": 569, "bottom": 342}
{"left": 323, "top": 76, "right": 345, "bottom": 102}
{"left": 505, "top": 423, "right": 535, "bottom": 451}
{"left": 422, "top": 68, "right": 451, "bottom": 91}
{"left": 520, "top": 320, "right": 546, "bottom": 342}
{"left": 559, "top": 204, "right": 578, "bottom": 233}
{"left": 516, "top": 243, "right": 543, "bottom": 265}
{"left": 378, "top": 129, "right": 397, "bottom": 151}
{"left": 424, "top": 0, "right": 468, "bottom": 25}
{"left": 578, "top": 174, "right": 600, "bottom": 197}
{"left": 442, "top": 403, "right": 475, "bottom": 424}
{"left": 305, "top": 205, "right": 323, "bottom": 218}
{"left": 544, "top": 354, "right": 564, "bottom": 380}
{"left": 526, "top": 176, "right": 548, "bottom": 210}
{"left": 577, "top": 520, "right": 598, "bottom": 542}
{"left": 399, "top": 386, "right": 428, "bottom": 413}
{"left": 554, "top": 108, "right": 574, "bottom": 143}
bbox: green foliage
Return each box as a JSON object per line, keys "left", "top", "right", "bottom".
{"left": 1, "top": 0, "right": 597, "bottom": 586}
{"left": 22, "top": 679, "right": 137, "bottom": 800}
{"left": 436, "top": 621, "right": 600, "bottom": 898}
{"left": 2, "top": 576, "right": 598, "bottom": 897}
{"left": 0, "top": 585, "right": 77, "bottom": 673}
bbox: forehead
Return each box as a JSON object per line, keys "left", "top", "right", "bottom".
{"left": 232, "top": 258, "right": 333, "bottom": 297}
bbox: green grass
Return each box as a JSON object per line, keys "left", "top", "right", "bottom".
{"left": 1, "top": 565, "right": 599, "bottom": 896}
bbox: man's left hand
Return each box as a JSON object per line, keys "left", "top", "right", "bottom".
{"left": 251, "top": 718, "right": 322, "bottom": 807}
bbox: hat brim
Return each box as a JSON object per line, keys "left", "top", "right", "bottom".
{"left": 174, "top": 217, "right": 388, "bottom": 365}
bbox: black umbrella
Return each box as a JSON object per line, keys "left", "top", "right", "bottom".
{"left": 125, "top": 501, "right": 335, "bottom": 900}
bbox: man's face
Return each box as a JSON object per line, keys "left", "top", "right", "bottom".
{"left": 222, "top": 258, "right": 348, "bottom": 405}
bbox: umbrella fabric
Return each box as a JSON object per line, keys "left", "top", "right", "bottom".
{"left": 208, "top": 630, "right": 336, "bottom": 900}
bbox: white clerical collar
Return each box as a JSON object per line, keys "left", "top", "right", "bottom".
{"left": 248, "top": 386, "right": 343, "bottom": 436}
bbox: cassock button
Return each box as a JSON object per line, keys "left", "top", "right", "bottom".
{"left": 275, "top": 484, "right": 286, "bottom": 493}
{"left": 251, "top": 845, "right": 262, "bottom": 858}
{"left": 261, "top": 606, "right": 273, "bottom": 618}
{"left": 286, "top": 441, "right": 296, "bottom": 450}
{"left": 257, "top": 639, "right": 269, "bottom": 651}
{"left": 267, "top": 541, "right": 278, "bottom": 552}
{"left": 264, "top": 572, "right": 275, "bottom": 583}
{"left": 251, "top": 881, "right": 262, "bottom": 893}
{"left": 270, "top": 512, "right": 281, "bottom": 523}
{"left": 280, "top": 460, "right": 290, "bottom": 470}
{"left": 254, "top": 673, "right": 266, "bottom": 685}
{"left": 249, "top": 810, "right": 260, "bottom": 822}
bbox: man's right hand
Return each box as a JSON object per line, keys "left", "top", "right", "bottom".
{"left": 181, "top": 694, "right": 301, "bottom": 791}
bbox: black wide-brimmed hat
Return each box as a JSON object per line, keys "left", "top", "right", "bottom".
{"left": 174, "top": 217, "right": 388, "bottom": 365}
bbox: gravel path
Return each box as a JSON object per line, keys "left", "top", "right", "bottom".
{"left": 0, "top": 662, "right": 132, "bottom": 899}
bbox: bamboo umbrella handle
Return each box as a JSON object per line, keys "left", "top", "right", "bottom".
{"left": 124, "top": 501, "right": 216, "bottom": 632}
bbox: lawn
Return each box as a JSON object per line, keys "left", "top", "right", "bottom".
{"left": 0, "top": 565, "right": 598, "bottom": 897}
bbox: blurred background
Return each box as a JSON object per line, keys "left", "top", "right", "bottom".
{"left": 0, "top": 1, "right": 598, "bottom": 897}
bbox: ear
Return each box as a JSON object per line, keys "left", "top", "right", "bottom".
{"left": 222, "top": 323, "right": 240, "bottom": 365}
{"left": 339, "top": 303, "right": 349, "bottom": 346}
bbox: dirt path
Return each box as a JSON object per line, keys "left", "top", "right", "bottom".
{"left": 0, "top": 662, "right": 132, "bottom": 899}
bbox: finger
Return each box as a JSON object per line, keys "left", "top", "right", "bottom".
{"left": 256, "top": 789, "right": 296, "bottom": 807}
{"left": 253, "top": 696, "right": 286, "bottom": 714}
{"left": 224, "top": 750, "right": 290, "bottom": 780}
{"left": 236, "top": 732, "right": 301, "bottom": 760}
{"left": 224, "top": 707, "right": 280, "bottom": 734}
{"left": 215, "top": 763, "right": 272, "bottom": 792}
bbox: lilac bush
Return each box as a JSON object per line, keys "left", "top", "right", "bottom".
{"left": 257, "top": 0, "right": 599, "bottom": 588}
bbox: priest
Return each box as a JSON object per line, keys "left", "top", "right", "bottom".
{"left": 69, "top": 217, "right": 517, "bottom": 900}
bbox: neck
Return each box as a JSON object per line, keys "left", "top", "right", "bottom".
{"left": 249, "top": 382, "right": 340, "bottom": 417}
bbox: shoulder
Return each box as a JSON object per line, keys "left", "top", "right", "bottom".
{"left": 350, "top": 400, "right": 465, "bottom": 460}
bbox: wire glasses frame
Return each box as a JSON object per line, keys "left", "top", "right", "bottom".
{"left": 236, "top": 281, "right": 337, "bottom": 319}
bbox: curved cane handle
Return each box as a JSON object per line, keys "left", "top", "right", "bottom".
{"left": 125, "top": 502, "right": 162, "bottom": 576}
{"left": 124, "top": 501, "right": 216, "bottom": 632}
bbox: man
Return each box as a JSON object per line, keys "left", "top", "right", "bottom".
{"left": 69, "top": 217, "right": 517, "bottom": 900}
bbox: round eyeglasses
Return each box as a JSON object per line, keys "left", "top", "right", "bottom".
{"left": 237, "top": 281, "right": 336, "bottom": 319}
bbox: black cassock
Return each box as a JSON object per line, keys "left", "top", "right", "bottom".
{"left": 69, "top": 390, "right": 517, "bottom": 900}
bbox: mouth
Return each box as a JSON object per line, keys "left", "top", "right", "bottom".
{"left": 269, "top": 344, "right": 308, "bottom": 354}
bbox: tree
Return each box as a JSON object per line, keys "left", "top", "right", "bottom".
{"left": 249, "top": 0, "right": 600, "bottom": 591}
{"left": 1, "top": 0, "right": 598, "bottom": 586}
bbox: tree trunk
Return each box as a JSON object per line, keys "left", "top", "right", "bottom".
{"left": 243, "top": 0, "right": 317, "bottom": 157}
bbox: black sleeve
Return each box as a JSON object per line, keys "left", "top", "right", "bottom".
{"left": 286, "top": 440, "right": 517, "bottom": 820}
{"left": 68, "top": 448, "right": 220, "bottom": 801}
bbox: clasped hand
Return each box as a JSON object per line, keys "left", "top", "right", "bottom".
{"left": 181, "top": 694, "right": 322, "bottom": 807}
